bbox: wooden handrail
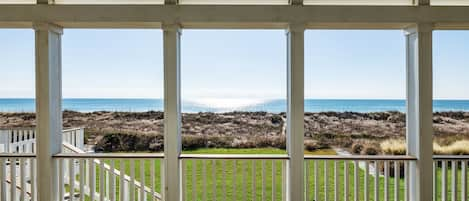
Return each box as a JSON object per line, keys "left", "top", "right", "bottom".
{"left": 180, "top": 154, "right": 289, "bottom": 160}
{"left": 0, "top": 153, "right": 36, "bottom": 158}
{"left": 433, "top": 155, "right": 469, "bottom": 160}
{"left": 54, "top": 152, "right": 164, "bottom": 159}
{"left": 304, "top": 155, "right": 417, "bottom": 161}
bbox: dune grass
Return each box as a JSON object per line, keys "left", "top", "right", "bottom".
{"left": 381, "top": 139, "right": 469, "bottom": 155}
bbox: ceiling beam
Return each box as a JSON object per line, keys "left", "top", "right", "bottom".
{"left": 1, "top": 5, "right": 469, "bottom": 29}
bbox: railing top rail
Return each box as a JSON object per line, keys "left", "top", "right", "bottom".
{"left": 304, "top": 155, "right": 417, "bottom": 161}
{"left": 0, "top": 127, "right": 82, "bottom": 132}
{"left": 180, "top": 154, "right": 289, "bottom": 160}
{"left": 54, "top": 153, "right": 164, "bottom": 159}
{"left": 0, "top": 127, "right": 36, "bottom": 131}
{"left": 433, "top": 155, "right": 469, "bottom": 160}
{"left": 62, "top": 127, "right": 83, "bottom": 132}
{"left": 0, "top": 153, "right": 36, "bottom": 158}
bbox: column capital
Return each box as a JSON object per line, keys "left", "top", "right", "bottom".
{"left": 404, "top": 23, "right": 433, "bottom": 36}
{"left": 33, "top": 22, "right": 63, "bottom": 35}
{"left": 162, "top": 22, "right": 182, "bottom": 32}
{"left": 287, "top": 23, "right": 305, "bottom": 33}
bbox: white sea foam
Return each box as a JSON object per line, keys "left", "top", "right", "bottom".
{"left": 187, "top": 98, "right": 267, "bottom": 111}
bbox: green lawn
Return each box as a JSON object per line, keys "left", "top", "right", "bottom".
{"left": 68, "top": 148, "right": 468, "bottom": 201}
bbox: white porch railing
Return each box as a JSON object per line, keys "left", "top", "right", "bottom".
{"left": 1, "top": 128, "right": 469, "bottom": 201}
{"left": 53, "top": 152, "right": 164, "bottom": 201}
{"left": 304, "top": 155, "right": 416, "bottom": 201}
{"left": 179, "top": 154, "right": 289, "bottom": 201}
{"left": 433, "top": 156, "right": 468, "bottom": 201}
{"left": 0, "top": 153, "right": 37, "bottom": 201}
{"left": 0, "top": 128, "right": 84, "bottom": 154}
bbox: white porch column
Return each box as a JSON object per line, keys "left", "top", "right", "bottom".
{"left": 286, "top": 23, "right": 305, "bottom": 201}
{"left": 33, "top": 22, "right": 63, "bottom": 201}
{"left": 163, "top": 22, "right": 182, "bottom": 201}
{"left": 405, "top": 23, "right": 433, "bottom": 201}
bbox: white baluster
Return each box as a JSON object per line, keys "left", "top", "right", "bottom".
{"left": 324, "top": 160, "right": 328, "bottom": 201}
{"left": 384, "top": 161, "right": 389, "bottom": 201}
{"left": 120, "top": 159, "right": 125, "bottom": 201}
{"left": 213, "top": 160, "right": 216, "bottom": 201}
{"left": 462, "top": 160, "right": 467, "bottom": 201}
{"left": 451, "top": 160, "right": 457, "bottom": 201}
{"left": 272, "top": 160, "right": 276, "bottom": 201}
{"left": 442, "top": 161, "right": 447, "bottom": 201}
{"left": 31, "top": 158, "right": 36, "bottom": 201}
{"left": 261, "top": 160, "right": 265, "bottom": 201}
{"left": 140, "top": 160, "right": 145, "bottom": 201}
{"left": 433, "top": 161, "right": 437, "bottom": 201}
{"left": 203, "top": 160, "right": 207, "bottom": 201}
{"left": 344, "top": 161, "right": 349, "bottom": 201}
{"left": 150, "top": 160, "right": 155, "bottom": 201}
{"left": 89, "top": 159, "right": 96, "bottom": 201}
{"left": 109, "top": 160, "right": 115, "bottom": 201}
{"left": 192, "top": 160, "right": 197, "bottom": 201}
{"left": 394, "top": 161, "right": 400, "bottom": 201}
{"left": 364, "top": 161, "right": 369, "bottom": 201}
{"left": 20, "top": 158, "right": 26, "bottom": 201}
{"left": 79, "top": 159, "right": 85, "bottom": 201}
{"left": 315, "top": 160, "right": 318, "bottom": 201}
{"left": 243, "top": 160, "right": 247, "bottom": 201}
{"left": 354, "top": 161, "right": 359, "bottom": 201}
{"left": 0, "top": 158, "right": 5, "bottom": 201}
{"left": 222, "top": 160, "right": 226, "bottom": 201}
{"left": 130, "top": 159, "right": 135, "bottom": 201}
{"left": 99, "top": 160, "right": 105, "bottom": 201}
{"left": 69, "top": 159, "right": 75, "bottom": 201}
{"left": 375, "top": 161, "right": 380, "bottom": 201}
{"left": 335, "top": 160, "right": 339, "bottom": 201}
{"left": 252, "top": 160, "right": 256, "bottom": 201}
{"left": 305, "top": 161, "right": 309, "bottom": 201}
{"left": 58, "top": 159, "right": 64, "bottom": 201}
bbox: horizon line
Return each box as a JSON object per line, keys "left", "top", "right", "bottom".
{"left": 2, "top": 97, "right": 469, "bottom": 101}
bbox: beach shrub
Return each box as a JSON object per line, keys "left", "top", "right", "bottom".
{"left": 380, "top": 139, "right": 406, "bottom": 155}
{"left": 362, "top": 145, "right": 379, "bottom": 155}
{"left": 207, "top": 136, "right": 233, "bottom": 148}
{"left": 182, "top": 135, "right": 207, "bottom": 150}
{"left": 351, "top": 143, "right": 364, "bottom": 154}
{"left": 94, "top": 131, "right": 163, "bottom": 152}
{"left": 304, "top": 140, "right": 319, "bottom": 152}
{"left": 270, "top": 115, "right": 283, "bottom": 125}
{"left": 434, "top": 140, "right": 469, "bottom": 155}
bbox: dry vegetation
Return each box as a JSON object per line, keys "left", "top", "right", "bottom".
{"left": 1, "top": 111, "right": 469, "bottom": 154}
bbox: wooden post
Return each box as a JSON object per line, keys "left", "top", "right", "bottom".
{"left": 286, "top": 23, "right": 305, "bottom": 201}
{"left": 33, "top": 22, "right": 63, "bottom": 201}
{"left": 405, "top": 23, "right": 433, "bottom": 201}
{"left": 163, "top": 22, "right": 182, "bottom": 201}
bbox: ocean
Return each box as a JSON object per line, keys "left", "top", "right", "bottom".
{"left": 1, "top": 98, "right": 469, "bottom": 113}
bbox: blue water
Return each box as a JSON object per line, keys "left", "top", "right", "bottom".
{"left": 0, "top": 98, "right": 469, "bottom": 113}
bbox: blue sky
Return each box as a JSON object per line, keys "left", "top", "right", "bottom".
{"left": 0, "top": 29, "right": 468, "bottom": 100}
